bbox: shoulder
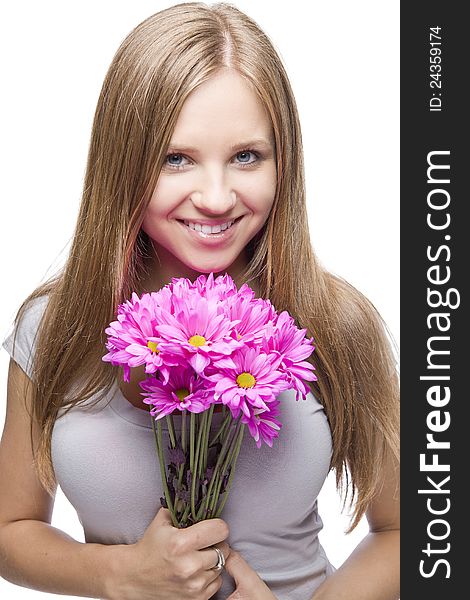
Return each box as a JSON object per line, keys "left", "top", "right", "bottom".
{"left": 14, "top": 294, "right": 49, "bottom": 335}
{"left": 2, "top": 295, "right": 50, "bottom": 378}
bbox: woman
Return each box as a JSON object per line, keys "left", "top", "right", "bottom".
{"left": 0, "top": 3, "right": 399, "bottom": 599}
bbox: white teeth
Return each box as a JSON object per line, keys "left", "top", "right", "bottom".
{"left": 183, "top": 219, "right": 235, "bottom": 234}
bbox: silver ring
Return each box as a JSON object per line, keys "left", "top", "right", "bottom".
{"left": 211, "top": 545, "right": 225, "bottom": 572}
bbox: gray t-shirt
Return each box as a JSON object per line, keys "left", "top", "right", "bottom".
{"left": 2, "top": 296, "right": 336, "bottom": 599}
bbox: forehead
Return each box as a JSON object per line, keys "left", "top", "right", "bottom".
{"left": 170, "top": 70, "right": 273, "bottom": 147}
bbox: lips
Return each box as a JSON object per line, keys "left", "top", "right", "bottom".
{"left": 177, "top": 216, "right": 243, "bottom": 244}
{"left": 178, "top": 216, "right": 242, "bottom": 227}
{"left": 184, "top": 220, "right": 234, "bottom": 233}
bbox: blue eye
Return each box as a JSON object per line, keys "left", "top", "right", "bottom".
{"left": 234, "top": 150, "right": 260, "bottom": 167}
{"left": 166, "top": 153, "right": 186, "bottom": 168}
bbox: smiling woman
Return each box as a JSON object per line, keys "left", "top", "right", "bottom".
{"left": 140, "top": 69, "right": 277, "bottom": 289}
{"left": 0, "top": 2, "right": 399, "bottom": 600}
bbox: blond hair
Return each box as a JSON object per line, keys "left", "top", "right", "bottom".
{"left": 14, "top": 2, "right": 398, "bottom": 532}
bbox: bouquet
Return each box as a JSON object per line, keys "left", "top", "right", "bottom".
{"left": 103, "top": 272, "right": 317, "bottom": 527}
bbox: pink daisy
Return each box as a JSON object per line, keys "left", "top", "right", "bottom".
{"left": 192, "top": 272, "right": 239, "bottom": 303}
{"left": 204, "top": 345, "right": 290, "bottom": 419}
{"left": 140, "top": 368, "right": 212, "bottom": 419}
{"left": 225, "top": 294, "right": 276, "bottom": 344}
{"left": 242, "top": 400, "right": 282, "bottom": 448}
{"left": 102, "top": 292, "right": 179, "bottom": 382}
{"left": 154, "top": 295, "right": 242, "bottom": 375}
{"left": 261, "top": 310, "right": 317, "bottom": 400}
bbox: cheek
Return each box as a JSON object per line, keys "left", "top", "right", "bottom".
{"left": 142, "top": 180, "right": 179, "bottom": 225}
{"left": 155, "top": 176, "right": 187, "bottom": 199}
{"left": 243, "top": 167, "right": 277, "bottom": 215}
{"left": 141, "top": 194, "right": 169, "bottom": 239}
{"left": 141, "top": 200, "right": 160, "bottom": 233}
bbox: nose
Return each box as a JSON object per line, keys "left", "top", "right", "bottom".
{"left": 190, "top": 172, "right": 236, "bottom": 216}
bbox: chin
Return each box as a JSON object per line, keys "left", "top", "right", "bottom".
{"left": 192, "top": 266, "right": 230, "bottom": 276}
{"left": 183, "top": 259, "right": 234, "bottom": 275}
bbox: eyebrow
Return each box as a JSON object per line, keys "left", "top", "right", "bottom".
{"left": 167, "top": 138, "right": 273, "bottom": 153}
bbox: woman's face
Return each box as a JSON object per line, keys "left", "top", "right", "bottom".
{"left": 141, "top": 68, "right": 277, "bottom": 288}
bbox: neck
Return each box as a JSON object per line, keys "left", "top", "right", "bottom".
{"left": 139, "top": 243, "right": 258, "bottom": 295}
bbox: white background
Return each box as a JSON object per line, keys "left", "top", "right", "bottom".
{"left": 0, "top": 1, "right": 399, "bottom": 597}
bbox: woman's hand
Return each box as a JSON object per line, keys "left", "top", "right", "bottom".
{"left": 225, "top": 549, "right": 277, "bottom": 599}
{"left": 106, "top": 507, "right": 230, "bottom": 600}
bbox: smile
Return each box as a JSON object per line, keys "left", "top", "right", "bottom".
{"left": 177, "top": 216, "right": 243, "bottom": 244}
{"left": 183, "top": 219, "right": 235, "bottom": 234}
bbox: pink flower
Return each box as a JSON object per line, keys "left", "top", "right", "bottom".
{"left": 192, "top": 272, "right": 239, "bottom": 303}
{"left": 205, "top": 345, "right": 290, "bottom": 419}
{"left": 225, "top": 294, "right": 276, "bottom": 345}
{"left": 154, "top": 295, "right": 242, "bottom": 375}
{"left": 262, "top": 311, "right": 317, "bottom": 400}
{"left": 103, "top": 272, "right": 317, "bottom": 427}
{"left": 102, "top": 292, "right": 180, "bottom": 382}
{"left": 140, "top": 368, "right": 211, "bottom": 419}
{"left": 166, "top": 272, "right": 236, "bottom": 307}
{"left": 242, "top": 400, "right": 282, "bottom": 448}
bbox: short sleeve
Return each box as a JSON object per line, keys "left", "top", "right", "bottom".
{"left": 2, "top": 296, "right": 49, "bottom": 379}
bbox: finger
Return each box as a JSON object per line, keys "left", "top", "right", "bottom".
{"left": 180, "top": 517, "right": 230, "bottom": 550}
{"left": 200, "top": 541, "right": 231, "bottom": 571}
{"left": 203, "top": 571, "right": 224, "bottom": 598}
{"left": 224, "top": 550, "right": 256, "bottom": 585}
{"left": 152, "top": 507, "right": 175, "bottom": 527}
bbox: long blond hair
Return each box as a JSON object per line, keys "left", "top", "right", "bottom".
{"left": 14, "top": 2, "right": 398, "bottom": 532}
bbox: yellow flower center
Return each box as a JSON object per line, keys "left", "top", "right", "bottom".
{"left": 188, "top": 334, "right": 207, "bottom": 347}
{"left": 147, "top": 341, "right": 159, "bottom": 353}
{"left": 175, "top": 388, "right": 190, "bottom": 402}
{"left": 236, "top": 372, "right": 256, "bottom": 388}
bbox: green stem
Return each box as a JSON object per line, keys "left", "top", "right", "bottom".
{"left": 190, "top": 412, "right": 195, "bottom": 474}
{"left": 191, "top": 412, "right": 207, "bottom": 520}
{"left": 198, "top": 410, "right": 210, "bottom": 479}
{"left": 197, "top": 416, "right": 241, "bottom": 520}
{"left": 209, "top": 409, "right": 232, "bottom": 446}
{"left": 208, "top": 470, "right": 223, "bottom": 517}
{"left": 150, "top": 411, "right": 178, "bottom": 527}
{"left": 166, "top": 414, "right": 176, "bottom": 448}
{"left": 209, "top": 420, "right": 243, "bottom": 517}
{"left": 182, "top": 409, "right": 187, "bottom": 453}
{"left": 181, "top": 503, "right": 191, "bottom": 526}
{"left": 219, "top": 420, "right": 240, "bottom": 477}
{"left": 215, "top": 423, "right": 245, "bottom": 517}
{"left": 177, "top": 412, "right": 187, "bottom": 490}
{"left": 202, "top": 405, "right": 215, "bottom": 473}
